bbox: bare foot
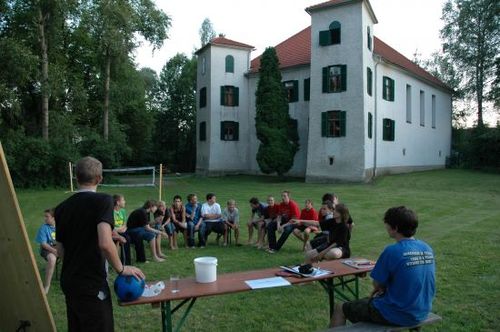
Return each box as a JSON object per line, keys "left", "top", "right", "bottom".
{"left": 159, "top": 253, "right": 167, "bottom": 258}
{"left": 154, "top": 257, "right": 165, "bottom": 262}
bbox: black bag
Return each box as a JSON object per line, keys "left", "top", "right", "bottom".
{"left": 310, "top": 233, "right": 328, "bottom": 250}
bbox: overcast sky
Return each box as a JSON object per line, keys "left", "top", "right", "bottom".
{"left": 134, "top": 0, "right": 446, "bottom": 73}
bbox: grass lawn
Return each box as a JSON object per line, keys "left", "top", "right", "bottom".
{"left": 18, "top": 169, "right": 500, "bottom": 331}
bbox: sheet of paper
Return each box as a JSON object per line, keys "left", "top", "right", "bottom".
{"left": 245, "top": 277, "right": 291, "bottom": 289}
{"left": 142, "top": 281, "right": 165, "bottom": 297}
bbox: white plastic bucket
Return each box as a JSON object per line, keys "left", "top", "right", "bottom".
{"left": 194, "top": 256, "right": 218, "bottom": 283}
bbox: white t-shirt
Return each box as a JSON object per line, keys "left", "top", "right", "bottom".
{"left": 201, "top": 202, "right": 222, "bottom": 222}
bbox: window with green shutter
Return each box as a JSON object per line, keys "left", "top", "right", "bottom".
{"left": 367, "top": 68, "right": 372, "bottom": 96}
{"left": 382, "top": 76, "right": 395, "bottom": 101}
{"left": 321, "top": 111, "right": 346, "bottom": 137}
{"left": 220, "top": 121, "right": 239, "bottom": 141}
{"left": 199, "top": 87, "right": 207, "bottom": 108}
{"left": 225, "top": 55, "right": 234, "bottom": 73}
{"left": 283, "top": 80, "right": 299, "bottom": 103}
{"left": 199, "top": 122, "right": 206, "bottom": 141}
{"left": 319, "top": 21, "right": 341, "bottom": 46}
{"left": 382, "top": 118, "right": 395, "bottom": 141}
{"left": 367, "top": 26, "right": 372, "bottom": 51}
{"left": 220, "top": 86, "right": 239, "bottom": 106}
{"left": 368, "top": 112, "right": 373, "bottom": 138}
{"left": 322, "top": 65, "right": 347, "bottom": 93}
{"left": 304, "top": 78, "right": 310, "bottom": 101}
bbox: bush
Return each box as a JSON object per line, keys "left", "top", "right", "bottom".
{"left": 452, "top": 125, "right": 500, "bottom": 170}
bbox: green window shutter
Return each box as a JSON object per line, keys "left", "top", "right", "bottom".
{"left": 340, "top": 111, "right": 346, "bottom": 136}
{"left": 200, "top": 122, "right": 206, "bottom": 141}
{"left": 382, "top": 118, "right": 388, "bottom": 140}
{"left": 220, "top": 86, "right": 225, "bottom": 105}
{"left": 321, "top": 112, "right": 328, "bottom": 137}
{"left": 319, "top": 30, "right": 331, "bottom": 46}
{"left": 304, "top": 78, "right": 310, "bottom": 101}
{"left": 293, "top": 80, "right": 299, "bottom": 102}
{"left": 341, "top": 65, "right": 347, "bottom": 91}
{"left": 234, "top": 87, "right": 239, "bottom": 106}
{"left": 391, "top": 120, "right": 395, "bottom": 141}
{"left": 390, "top": 79, "right": 395, "bottom": 101}
{"left": 234, "top": 122, "right": 239, "bottom": 140}
{"left": 368, "top": 112, "right": 373, "bottom": 138}
{"left": 220, "top": 122, "right": 225, "bottom": 140}
{"left": 367, "top": 68, "right": 372, "bottom": 96}
{"left": 322, "top": 67, "right": 328, "bottom": 93}
{"left": 225, "top": 55, "right": 234, "bottom": 73}
{"left": 382, "top": 77, "right": 387, "bottom": 100}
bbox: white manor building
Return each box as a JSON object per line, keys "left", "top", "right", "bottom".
{"left": 195, "top": 0, "right": 453, "bottom": 182}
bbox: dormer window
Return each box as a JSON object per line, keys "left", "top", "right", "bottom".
{"left": 319, "top": 21, "right": 341, "bottom": 46}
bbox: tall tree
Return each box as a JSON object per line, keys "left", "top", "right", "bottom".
{"left": 199, "top": 18, "right": 216, "bottom": 47}
{"left": 85, "top": 0, "right": 171, "bottom": 141}
{"left": 441, "top": 0, "right": 500, "bottom": 126}
{"left": 255, "top": 47, "right": 299, "bottom": 177}
{"left": 155, "top": 53, "right": 197, "bottom": 171}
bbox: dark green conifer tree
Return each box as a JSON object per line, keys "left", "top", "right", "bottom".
{"left": 255, "top": 47, "right": 299, "bottom": 177}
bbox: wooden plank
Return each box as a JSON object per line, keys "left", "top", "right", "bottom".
{"left": 0, "top": 143, "right": 56, "bottom": 331}
{"left": 325, "top": 313, "right": 442, "bottom": 332}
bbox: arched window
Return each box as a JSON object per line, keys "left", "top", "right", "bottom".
{"left": 367, "top": 26, "right": 372, "bottom": 51}
{"left": 225, "top": 55, "right": 234, "bottom": 73}
{"left": 319, "top": 21, "right": 341, "bottom": 46}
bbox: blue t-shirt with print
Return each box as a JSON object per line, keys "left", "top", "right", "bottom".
{"left": 185, "top": 202, "right": 202, "bottom": 225}
{"left": 35, "top": 223, "right": 56, "bottom": 252}
{"left": 371, "top": 239, "right": 435, "bottom": 326}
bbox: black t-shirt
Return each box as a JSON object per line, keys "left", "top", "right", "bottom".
{"left": 127, "top": 208, "right": 149, "bottom": 229}
{"left": 55, "top": 191, "right": 114, "bottom": 297}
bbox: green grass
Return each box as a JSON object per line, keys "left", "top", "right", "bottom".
{"left": 19, "top": 169, "right": 500, "bottom": 331}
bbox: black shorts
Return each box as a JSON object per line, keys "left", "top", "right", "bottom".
{"left": 40, "top": 248, "right": 55, "bottom": 260}
{"left": 65, "top": 288, "right": 114, "bottom": 332}
{"left": 342, "top": 297, "right": 391, "bottom": 325}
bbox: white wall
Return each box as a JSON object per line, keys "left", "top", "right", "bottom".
{"left": 372, "top": 62, "right": 452, "bottom": 172}
{"left": 306, "top": 1, "right": 367, "bottom": 182}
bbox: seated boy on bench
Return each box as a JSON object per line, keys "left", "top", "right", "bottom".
{"left": 331, "top": 206, "right": 435, "bottom": 328}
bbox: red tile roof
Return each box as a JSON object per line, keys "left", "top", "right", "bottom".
{"left": 195, "top": 36, "right": 254, "bottom": 55}
{"left": 250, "top": 26, "right": 311, "bottom": 73}
{"left": 250, "top": 27, "right": 450, "bottom": 91}
{"left": 373, "top": 37, "right": 449, "bottom": 90}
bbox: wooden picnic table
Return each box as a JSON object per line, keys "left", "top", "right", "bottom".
{"left": 120, "top": 258, "right": 374, "bottom": 332}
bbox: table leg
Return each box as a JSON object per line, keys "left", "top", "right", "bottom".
{"left": 161, "top": 301, "right": 172, "bottom": 332}
{"left": 318, "top": 278, "right": 335, "bottom": 318}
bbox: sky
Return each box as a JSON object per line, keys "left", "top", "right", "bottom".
{"left": 134, "top": 0, "right": 446, "bottom": 73}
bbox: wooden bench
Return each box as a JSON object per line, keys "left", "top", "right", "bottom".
{"left": 327, "top": 313, "right": 442, "bottom": 332}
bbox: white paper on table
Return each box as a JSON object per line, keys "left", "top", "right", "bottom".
{"left": 142, "top": 281, "right": 165, "bottom": 297}
{"left": 245, "top": 276, "right": 291, "bottom": 289}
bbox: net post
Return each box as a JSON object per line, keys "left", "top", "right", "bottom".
{"left": 68, "top": 162, "right": 74, "bottom": 192}
{"left": 159, "top": 164, "right": 163, "bottom": 201}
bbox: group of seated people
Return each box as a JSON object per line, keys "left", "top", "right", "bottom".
{"left": 108, "top": 190, "right": 354, "bottom": 265}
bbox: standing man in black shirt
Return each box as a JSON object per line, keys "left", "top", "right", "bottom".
{"left": 55, "top": 156, "right": 144, "bottom": 332}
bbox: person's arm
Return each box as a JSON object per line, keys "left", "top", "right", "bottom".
{"left": 370, "top": 280, "right": 386, "bottom": 297}
{"left": 97, "top": 222, "right": 144, "bottom": 279}
{"left": 55, "top": 241, "right": 64, "bottom": 259}
{"left": 145, "top": 223, "right": 167, "bottom": 237}
{"left": 313, "top": 242, "right": 337, "bottom": 262}
{"left": 181, "top": 208, "right": 186, "bottom": 223}
{"left": 41, "top": 243, "right": 58, "bottom": 255}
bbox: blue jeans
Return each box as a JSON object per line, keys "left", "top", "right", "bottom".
{"left": 198, "top": 221, "right": 225, "bottom": 246}
{"left": 267, "top": 220, "right": 296, "bottom": 251}
{"left": 186, "top": 221, "right": 196, "bottom": 247}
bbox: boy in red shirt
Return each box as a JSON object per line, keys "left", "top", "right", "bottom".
{"left": 266, "top": 191, "right": 300, "bottom": 253}
{"left": 291, "top": 199, "right": 319, "bottom": 250}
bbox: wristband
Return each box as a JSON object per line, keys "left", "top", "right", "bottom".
{"left": 118, "top": 266, "right": 125, "bottom": 275}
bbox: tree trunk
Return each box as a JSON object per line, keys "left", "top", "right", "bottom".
{"left": 103, "top": 50, "right": 111, "bottom": 141}
{"left": 37, "top": 7, "right": 49, "bottom": 141}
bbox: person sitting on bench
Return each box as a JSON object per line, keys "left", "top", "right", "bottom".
{"left": 331, "top": 206, "right": 435, "bottom": 328}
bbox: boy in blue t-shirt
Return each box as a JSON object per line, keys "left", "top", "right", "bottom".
{"left": 35, "top": 208, "right": 57, "bottom": 294}
{"left": 332, "top": 206, "right": 436, "bottom": 328}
